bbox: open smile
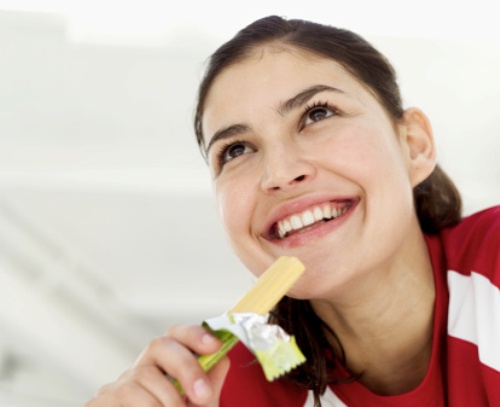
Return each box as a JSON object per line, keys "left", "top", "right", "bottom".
{"left": 267, "top": 199, "right": 358, "bottom": 240}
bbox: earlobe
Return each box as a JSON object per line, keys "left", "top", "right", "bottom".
{"left": 401, "top": 108, "right": 437, "bottom": 187}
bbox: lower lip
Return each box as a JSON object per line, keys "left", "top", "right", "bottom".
{"left": 269, "top": 202, "right": 358, "bottom": 248}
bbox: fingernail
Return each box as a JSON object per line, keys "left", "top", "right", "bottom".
{"left": 193, "top": 378, "right": 211, "bottom": 399}
{"left": 202, "top": 333, "right": 216, "bottom": 344}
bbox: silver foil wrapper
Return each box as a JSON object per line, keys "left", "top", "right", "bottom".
{"left": 231, "top": 312, "right": 292, "bottom": 350}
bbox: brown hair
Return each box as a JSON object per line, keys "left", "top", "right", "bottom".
{"left": 194, "top": 15, "right": 462, "bottom": 406}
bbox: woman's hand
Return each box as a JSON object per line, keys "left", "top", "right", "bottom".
{"left": 84, "top": 324, "right": 230, "bottom": 406}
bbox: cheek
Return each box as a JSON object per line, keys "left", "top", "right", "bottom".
{"left": 313, "top": 126, "right": 380, "bottom": 179}
{"left": 345, "top": 129, "right": 415, "bottom": 228}
{"left": 215, "top": 180, "right": 253, "bottom": 238}
{"left": 326, "top": 124, "right": 408, "bottom": 181}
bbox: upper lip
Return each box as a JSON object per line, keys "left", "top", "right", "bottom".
{"left": 261, "top": 193, "right": 359, "bottom": 239}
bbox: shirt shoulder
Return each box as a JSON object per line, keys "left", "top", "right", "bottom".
{"left": 439, "top": 205, "right": 500, "bottom": 285}
{"left": 437, "top": 206, "right": 500, "bottom": 400}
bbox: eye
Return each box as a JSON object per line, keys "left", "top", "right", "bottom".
{"left": 216, "top": 140, "right": 254, "bottom": 168}
{"left": 304, "top": 103, "right": 336, "bottom": 126}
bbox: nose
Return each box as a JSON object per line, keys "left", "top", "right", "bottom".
{"left": 260, "top": 144, "right": 315, "bottom": 192}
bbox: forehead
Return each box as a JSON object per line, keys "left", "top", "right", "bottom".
{"left": 201, "top": 45, "right": 370, "bottom": 142}
{"left": 207, "top": 45, "right": 356, "bottom": 99}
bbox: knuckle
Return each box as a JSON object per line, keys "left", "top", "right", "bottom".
{"left": 130, "top": 365, "right": 159, "bottom": 382}
{"left": 146, "top": 335, "right": 171, "bottom": 353}
{"left": 114, "top": 381, "right": 161, "bottom": 406}
{"left": 165, "top": 323, "right": 184, "bottom": 336}
{"left": 115, "top": 381, "right": 138, "bottom": 399}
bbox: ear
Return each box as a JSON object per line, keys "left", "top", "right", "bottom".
{"left": 400, "top": 107, "right": 437, "bottom": 187}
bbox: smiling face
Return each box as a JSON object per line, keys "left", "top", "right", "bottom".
{"left": 202, "top": 45, "right": 432, "bottom": 300}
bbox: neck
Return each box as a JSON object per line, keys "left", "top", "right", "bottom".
{"left": 311, "top": 227, "right": 435, "bottom": 395}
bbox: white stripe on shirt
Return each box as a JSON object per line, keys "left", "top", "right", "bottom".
{"left": 447, "top": 270, "right": 500, "bottom": 372}
{"left": 304, "top": 388, "right": 348, "bottom": 407}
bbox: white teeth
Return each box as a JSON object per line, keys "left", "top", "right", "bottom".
{"left": 301, "top": 210, "right": 315, "bottom": 226}
{"left": 332, "top": 207, "right": 339, "bottom": 218}
{"left": 275, "top": 202, "right": 352, "bottom": 239}
{"left": 290, "top": 215, "right": 303, "bottom": 229}
{"left": 313, "top": 207, "right": 323, "bottom": 221}
{"left": 278, "top": 222, "right": 286, "bottom": 238}
{"left": 323, "top": 203, "right": 332, "bottom": 219}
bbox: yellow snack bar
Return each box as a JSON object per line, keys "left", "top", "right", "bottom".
{"left": 230, "top": 256, "right": 305, "bottom": 314}
{"left": 172, "top": 256, "right": 306, "bottom": 394}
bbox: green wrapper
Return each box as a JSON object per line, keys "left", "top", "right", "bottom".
{"left": 171, "top": 312, "right": 306, "bottom": 395}
{"left": 254, "top": 335, "right": 306, "bottom": 381}
{"left": 171, "top": 327, "right": 239, "bottom": 395}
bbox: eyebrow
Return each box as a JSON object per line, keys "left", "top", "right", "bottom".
{"left": 277, "top": 84, "right": 344, "bottom": 116}
{"left": 205, "top": 84, "right": 344, "bottom": 155}
{"left": 205, "top": 123, "right": 250, "bottom": 156}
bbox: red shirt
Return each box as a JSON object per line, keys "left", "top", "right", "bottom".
{"left": 220, "top": 206, "right": 500, "bottom": 406}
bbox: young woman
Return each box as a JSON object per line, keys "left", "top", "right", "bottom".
{"left": 85, "top": 16, "right": 500, "bottom": 407}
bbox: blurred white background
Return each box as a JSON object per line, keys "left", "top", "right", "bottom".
{"left": 0, "top": 1, "right": 499, "bottom": 405}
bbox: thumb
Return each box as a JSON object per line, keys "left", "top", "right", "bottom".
{"left": 204, "top": 356, "right": 231, "bottom": 407}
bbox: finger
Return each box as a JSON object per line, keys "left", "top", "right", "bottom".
{"left": 136, "top": 325, "right": 221, "bottom": 367}
{"left": 128, "top": 365, "right": 187, "bottom": 406}
{"left": 167, "top": 325, "right": 223, "bottom": 355}
{"left": 164, "top": 339, "right": 215, "bottom": 404}
{"left": 135, "top": 335, "right": 217, "bottom": 405}
{"left": 86, "top": 380, "right": 166, "bottom": 407}
{"left": 204, "top": 356, "right": 230, "bottom": 407}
